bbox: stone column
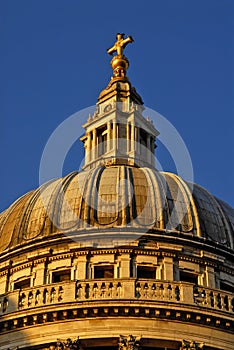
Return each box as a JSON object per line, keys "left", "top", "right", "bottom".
{"left": 151, "top": 137, "right": 155, "bottom": 166}
{"left": 120, "top": 253, "right": 131, "bottom": 278}
{"left": 76, "top": 255, "right": 87, "bottom": 280}
{"left": 92, "top": 129, "right": 97, "bottom": 161}
{"left": 163, "top": 256, "right": 174, "bottom": 281}
{"left": 113, "top": 121, "right": 117, "bottom": 154}
{"left": 0, "top": 273, "right": 8, "bottom": 294}
{"left": 136, "top": 127, "right": 140, "bottom": 153}
{"left": 86, "top": 132, "right": 91, "bottom": 163}
{"left": 126, "top": 122, "right": 130, "bottom": 152}
{"left": 131, "top": 122, "right": 135, "bottom": 152}
{"left": 147, "top": 134, "right": 151, "bottom": 164}
{"left": 205, "top": 266, "right": 215, "bottom": 288}
{"left": 107, "top": 121, "right": 111, "bottom": 152}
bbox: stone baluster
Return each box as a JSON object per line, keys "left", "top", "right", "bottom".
{"left": 214, "top": 291, "right": 220, "bottom": 309}
{"left": 227, "top": 295, "right": 233, "bottom": 312}
{"left": 150, "top": 283, "right": 157, "bottom": 299}
{"left": 220, "top": 292, "right": 226, "bottom": 310}
{"left": 76, "top": 283, "right": 84, "bottom": 299}
{"left": 2, "top": 296, "right": 8, "bottom": 313}
{"left": 35, "top": 289, "right": 41, "bottom": 305}
{"left": 166, "top": 284, "right": 172, "bottom": 300}
{"left": 28, "top": 291, "right": 33, "bottom": 307}
{"left": 92, "top": 283, "right": 98, "bottom": 299}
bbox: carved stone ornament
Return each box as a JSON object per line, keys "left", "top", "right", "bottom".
{"left": 49, "top": 337, "right": 80, "bottom": 350}
{"left": 118, "top": 335, "right": 141, "bottom": 350}
{"left": 180, "top": 339, "right": 204, "bottom": 350}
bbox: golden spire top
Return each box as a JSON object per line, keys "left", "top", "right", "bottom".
{"left": 107, "top": 33, "right": 134, "bottom": 56}
{"left": 107, "top": 33, "right": 134, "bottom": 79}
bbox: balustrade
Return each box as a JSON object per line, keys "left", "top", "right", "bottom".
{"left": 76, "top": 280, "right": 122, "bottom": 300}
{"left": 135, "top": 281, "right": 181, "bottom": 302}
{"left": 18, "top": 285, "right": 64, "bottom": 309}
{"left": 0, "top": 279, "right": 233, "bottom": 316}
{"left": 193, "top": 286, "right": 234, "bottom": 312}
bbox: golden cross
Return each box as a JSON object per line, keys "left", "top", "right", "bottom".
{"left": 107, "top": 33, "right": 134, "bottom": 56}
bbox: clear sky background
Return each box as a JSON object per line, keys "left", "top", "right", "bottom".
{"left": 0, "top": 0, "right": 233, "bottom": 212}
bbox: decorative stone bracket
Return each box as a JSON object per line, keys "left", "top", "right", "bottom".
{"left": 49, "top": 337, "right": 80, "bottom": 350}
{"left": 180, "top": 339, "right": 204, "bottom": 350}
{"left": 118, "top": 335, "right": 141, "bottom": 350}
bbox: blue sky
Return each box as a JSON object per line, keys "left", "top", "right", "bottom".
{"left": 0, "top": 0, "right": 233, "bottom": 211}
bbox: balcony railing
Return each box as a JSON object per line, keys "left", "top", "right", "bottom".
{"left": 0, "top": 279, "right": 233, "bottom": 316}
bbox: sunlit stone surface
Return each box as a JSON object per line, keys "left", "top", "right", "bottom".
{"left": 0, "top": 34, "right": 233, "bottom": 350}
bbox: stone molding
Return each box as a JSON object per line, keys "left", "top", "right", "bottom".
{"left": 1, "top": 247, "right": 233, "bottom": 278}
{"left": 0, "top": 303, "right": 233, "bottom": 335}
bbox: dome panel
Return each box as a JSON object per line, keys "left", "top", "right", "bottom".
{"left": 0, "top": 166, "right": 233, "bottom": 253}
{"left": 192, "top": 184, "right": 233, "bottom": 247}
{"left": 162, "top": 173, "right": 194, "bottom": 233}
{"left": 0, "top": 191, "right": 33, "bottom": 251}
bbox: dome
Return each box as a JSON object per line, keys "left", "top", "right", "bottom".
{"left": 0, "top": 165, "right": 233, "bottom": 254}
{"left": 1, "top": 34, "right": 234, "bottom": 350}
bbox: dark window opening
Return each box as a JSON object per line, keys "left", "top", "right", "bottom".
{"left": 97, "top": 126, "right": 108, "bottom": 156}
{"left": 137, "top": 266, "right": 156, "bottom": 279}
{"left": 140, "top": 128, "right": 147, "bottom": 147}
{"left": 52, "top": 269, "right": 71, "bottom": 283}
{"left": 130, "top": 256, "right": 134, "bottom": 277}
{"left": 220, "top": 281, "right": 234, "bottom": 293}
{"left": 118, "top": 123, "right": 126, "bottom": 139}
{"left": 180, "top": 270, "right": 198, "bottom": 284}
{"left": 14, "top": 278, "right": 31, "bottom": 290}
{"left": 94, "top": 265, "right": 114, "bottom": 279}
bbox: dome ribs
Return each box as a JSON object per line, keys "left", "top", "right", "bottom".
{"left": 55, "top": 171, "right": 79, "bottom": 231}
{"left": 193, "top": 184, "right": 233, "bottom": 247}
{"left": 0, "top": 168, "right": 233, "bottom": 252}
{"left": 94, "top": 166, "right": 119, "bottom": 226}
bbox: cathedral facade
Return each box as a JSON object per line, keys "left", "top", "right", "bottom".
{"left": 0, "top": 34, "right": 233, "bottom": 350}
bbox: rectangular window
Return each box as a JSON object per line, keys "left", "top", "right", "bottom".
{"left": 14, "top": 278, "right": 31, "bottom": 290}
{"left": 52, "top": 269, "right": 71, "bottom": 283}
{"left": 137, "top": 266, "right": 156, "bottom": 279}
{"left": 180, "top": 270, "right": 198, "bottom": 284}
{"left": 94, "top": 265, "right": 114, "bottom": 279}
{"left": 220, "top": 281, "right": 234, "bottom": 293}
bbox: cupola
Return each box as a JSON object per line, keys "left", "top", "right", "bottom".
{"left": 80, "top": 33, "right": 159, "bottom": 170}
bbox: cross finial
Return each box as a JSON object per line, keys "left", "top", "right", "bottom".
{"left": 107, "top": 34, "right": 134, "bottom": 78}
{"left": 107, "top": 33, "right": 134, "bottom": 56}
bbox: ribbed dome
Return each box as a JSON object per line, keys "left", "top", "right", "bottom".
{"left": 0, "top": 165, "right": 233, "bottom": 253}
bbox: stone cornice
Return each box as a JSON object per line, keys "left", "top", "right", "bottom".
{"left": 0, "top": 246, "right": 233, "bottom": 277}
{"left": 48, "top": 253, "right": 73, "bottom": 262}
{"left": 0, "top": 230, "right": 233, "bottom": 264}
{"left": 0, "top": 302, "right": 233, "bottom": 335}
